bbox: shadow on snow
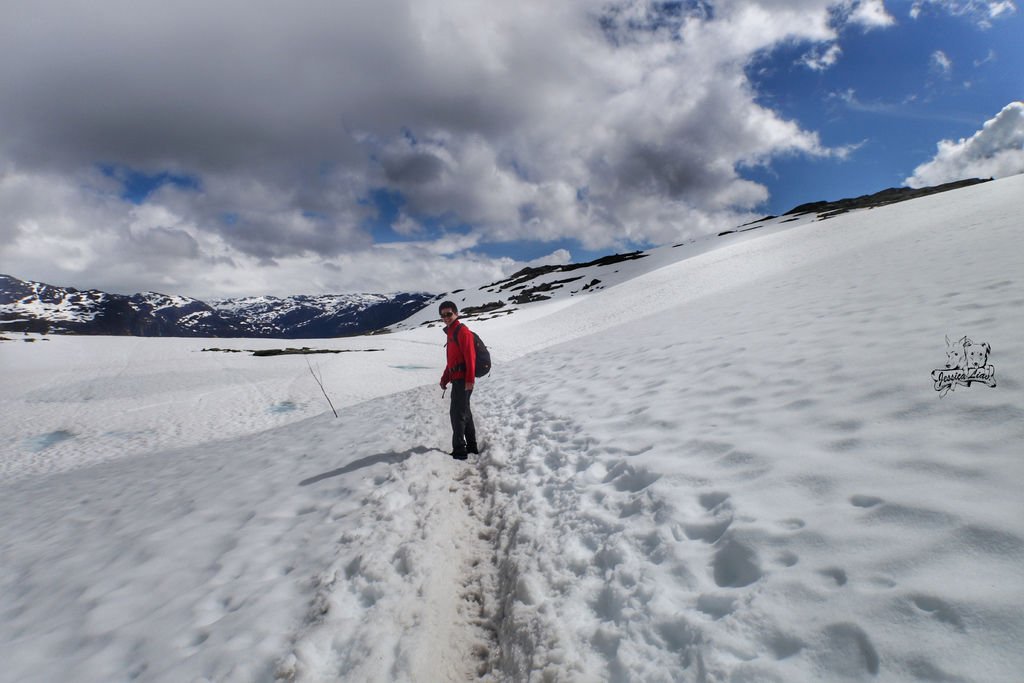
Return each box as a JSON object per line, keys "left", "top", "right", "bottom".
{"left": 298, "top": 446, "right": 435, "bottom": 486}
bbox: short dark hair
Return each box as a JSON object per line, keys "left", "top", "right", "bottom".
{"left": 438, "top": 300, "right": 458, "bottom": 315}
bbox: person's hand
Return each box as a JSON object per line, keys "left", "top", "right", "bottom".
{"left": 465, "top": 382, "right": 474, "bottom": 391}
{"left": 440, "top": 380, "right": 448, "bottom": 389}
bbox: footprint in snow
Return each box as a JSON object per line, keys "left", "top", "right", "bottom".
{"left": 810, "top": 623, "right": 880, "bottom": 677}
{"left": 695, "top": 593, "right": 736, "bottom": 619}
{"left": 778, "top": 518, "right": 806, "bottom": 530}
{"left": 712, "top": 539, "right": 763, "bottom": 588}
{"left": 908, "top": 594, "right": 966, "bottom": 631}
{"left": 818, "top": 567, "right": 848, "bottom": 586}
{"left": 683, "top": 517, "right": 733, "bottom": 544}
{"left": 775, "top": 551, "right": 799, "bottom": 567}
{"left": 699, "top": 491, "right": 730, "bottom": 511}
{"left": 602, "top": 462, "right": 661, "bottom": 493}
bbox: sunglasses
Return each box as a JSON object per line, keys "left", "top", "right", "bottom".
{"left": 440, "top": 311, "right": 456, "bottom": 319}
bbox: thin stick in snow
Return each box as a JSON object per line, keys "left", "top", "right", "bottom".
{"left": 305, "top": 356, "right": 338, "bottom": 418}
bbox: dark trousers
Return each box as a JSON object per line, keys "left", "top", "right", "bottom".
{"left": 449, "top": 380, "right": 476, "bottom": 454}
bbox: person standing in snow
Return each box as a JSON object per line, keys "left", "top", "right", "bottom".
{"left": 438, "top": 301, "right": 478, "bottom": 460}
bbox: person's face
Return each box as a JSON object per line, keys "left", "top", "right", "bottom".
{"left": 440, "top": 309, "right": 457, "bottom": 324}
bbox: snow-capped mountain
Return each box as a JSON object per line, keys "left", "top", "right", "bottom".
{"left": 0, "top": 277, "right": 236, "bottom": 337}
{"left": 0, "top": 277, "right": 432, "bottom": 338}
{"left": 208, "top": 293, "right": 433, "bottom": 338}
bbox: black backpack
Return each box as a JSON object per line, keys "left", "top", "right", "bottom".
{"left": 451, "top": 323, "right": 491, "bottom": 377}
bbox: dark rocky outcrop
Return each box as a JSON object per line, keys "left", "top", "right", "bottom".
{"left": 784, "top": 178, "right": 991, "bottom": 217}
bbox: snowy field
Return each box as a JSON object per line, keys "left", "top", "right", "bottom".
{"left": 2, "top": 175, "right": 1023, "bottom": 682}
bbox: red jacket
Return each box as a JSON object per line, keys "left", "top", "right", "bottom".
{"left": 441, "top": 321, "right": 476, "bottom": 385}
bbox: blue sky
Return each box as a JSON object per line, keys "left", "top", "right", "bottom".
{"left": 0, "top": 0, "right": 1021, "bottom": 298}
{"left": 746, "top": 2, "right": 1023, "bottom": 214}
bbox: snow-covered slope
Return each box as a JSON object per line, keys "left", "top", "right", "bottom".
{"left": 390, "top": 212, "right": 821, "bottom": 335}
{"left": 1, "top": 174, "right": 1022, "bottom": 682}
{"left": 389, "top": 178, "right": 993, "bottom": 337}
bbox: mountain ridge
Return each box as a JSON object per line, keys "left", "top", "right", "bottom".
{"left": 0, "top": 276, "right": 432, "bottom": 338}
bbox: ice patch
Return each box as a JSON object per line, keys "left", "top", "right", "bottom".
{"left": 24, "top": 429, "right": 75, "bottom": 451}
{"left": 269, "top": 400, "right": 299, "bottom": 414}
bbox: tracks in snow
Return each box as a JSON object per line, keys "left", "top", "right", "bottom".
{"left": 278, "top": 383, "right": 722, "bottom": 681}
{"left": 276, "top": 387, "right": 502, "bottom": 682}
{"left": 473, "top": 390, "right": 708, "bottom": 681}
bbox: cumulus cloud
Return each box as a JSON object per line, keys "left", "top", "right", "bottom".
{"left": 850, "top": 0, "right": 897, "bottom": 27}
{"left": 0, "top": 0, "right": 895, "bottom": 295}
{"left": 525, "top": 249, "right": 574, "bottom": 269}
{"left": 905, "top": 102, "right": 1024, "bottom": 187}
{"left": 0, "top": 168, "right": 517, "bottom": 299}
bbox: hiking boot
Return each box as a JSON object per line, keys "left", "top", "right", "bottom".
{"left": 467, "top": 443, "right": 479, "bottom": 454}
{"left": 451, "top": 450, "right": 468, "bottom": 461}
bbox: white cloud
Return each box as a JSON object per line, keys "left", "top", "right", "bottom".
{"left": 800, "top": 44, "right": 843, "bottom": 71}
{"left": 850, "top": 0, "right": 897, "bottom": 27}
{"left": 0, "top": 0, "right": 892, "bottom": 296}
{"left": 525, "top": 249, "right": 573, "bottom": 269}
{"left": 378, "top": 230, "right": 483, "bottom": 257}
{"left": 973, "top": 49, "right": 998, "bottom": 66}
{"left": 910, "top": 0, "right": 1017, "bottom": 27}
{"left": 905, "top": 101, "right": 1024, "bottom": 187}
{"left": 931, "top": 50, "right": 954, "bottom": 74}
{"left": 0, "top": 169, "right": 525, "bottom": 299}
